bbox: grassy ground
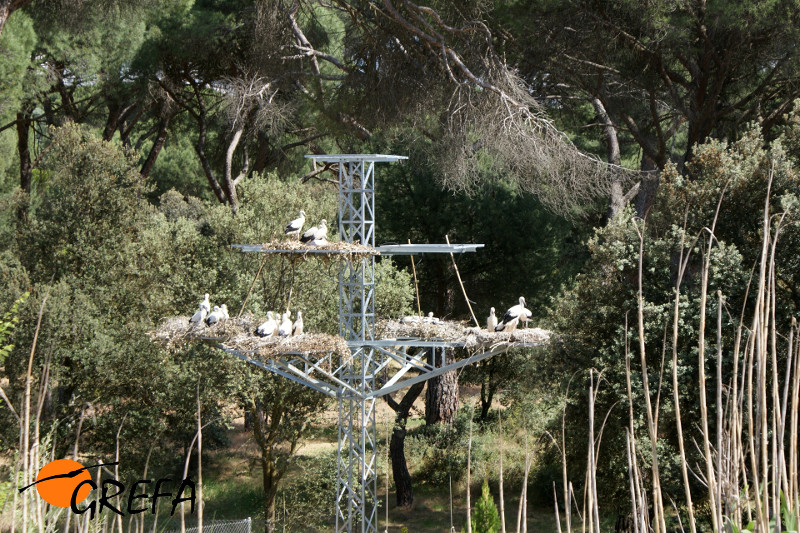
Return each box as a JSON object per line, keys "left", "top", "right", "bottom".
{"left": 163, "top": 394, "right": 579, "bottom": 533}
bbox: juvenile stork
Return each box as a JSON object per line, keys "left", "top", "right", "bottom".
{"left": 486, "top": 307, "right": 498, "bottom": 332}
{"left": 301, "top": 219, "right": 328, "bottom": 244}
{"left": 278, "top": 311, "right": 292, "bottom": 337}
{"left": 292, "top": 311, "right": 304, "bottom": 336}
{"left": 256, "top": 311, "right": 277, "bottom": 337}
{"left": 189, "top": 293, "right": 210, "bottom": 325}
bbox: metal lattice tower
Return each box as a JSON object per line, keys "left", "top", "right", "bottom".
{"left": 327, "top": 155, "right": 390, "bottom": 533}
{"left": 225, "top": 154, "right": 548, "bottom": 533}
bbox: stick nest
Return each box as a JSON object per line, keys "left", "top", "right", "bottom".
{"left": 254, "top": 239, "right": 378, "bottom": 262}
{"left": 376, "top": 319, "right": 551, "bottom": 349}
{"left": 151, "top": 315, "right": 351, "bottom": 360}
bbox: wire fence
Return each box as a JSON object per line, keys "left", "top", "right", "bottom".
{"left": 163, "top": 517, "right": 252, "bottom": 533}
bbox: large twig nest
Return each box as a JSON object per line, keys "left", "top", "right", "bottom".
{"left": 376, "top": 318, "right": 551, "bottom": 350}
{"left": 460, "top": 326, "right": 551, "bottom": 350}
{"left": 376, "top": 318, "right": 467, "bottom": 340}
{"left": 151, "top": 315, "right": 350, "bottom": 360}
{"left": 254, "top": 239, "right": 378, "bottom": 263}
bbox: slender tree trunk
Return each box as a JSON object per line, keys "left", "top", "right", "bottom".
{"left": 140, "top": 114, "right": 171, "bottom": 179}
{"left": 103, "top": 101, "right": 122, "bottom": 141}
{"left": 635, "top": 156, "right": 660, "bottom": 219}
{"left": 499, "top": 411, "right": 506, "bottom": 533}
{"left": 389, "top": 423, "right": 414, "bottom": 507}
{"left": 262, "top": 456, "right": 278, "bottom": 532}
{"left": 479, "top": 360, "right": 495, "bottom": 421}
{"left": 252, "top": 130, "right": 272, "bottom": 174}
{"left": 196, "top": 383, "right": 203, "bottom": 533}
{"left": 426, "top": 348, "right": 458, "bottom": 425}
{"left": 17, "top": 105, "right": 32, "bottom": 194}
{"left": 385, "top": 381, "right": 425, "bottom": 508}
{"left": 0, "top": 4, "right": 8, "bottom": 35}
{"left": 251, "top": 398, "right": 286, "bottom": 533}
{"left": 467, "top": 409, "right": 473, "bottom": 533}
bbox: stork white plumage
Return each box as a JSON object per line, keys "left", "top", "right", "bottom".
{"left": 189, "top": 293, "right": 210, "bottom": 324}
{"left": 495, "top": 315, "right": 520, "bottom": 333}
{"left": 220, "top": 304, "right": 229, "bottom": 320}
{"left": 206, "top": 306, "right": 224, "bottom": 326}
{"left": 284, "top": 210, "right": 306, "bottom": 239}
{"left": 292, "top": 311, "right": 304, "bottom": 336}
{"left": 301, "top": 219, "right": 327, "bottom": 244}
{"left": 487, "top": 307, "right": 497, "bottom": 332}
{"left": 256, "top": 311, "right": 277, "bottom": 337}
{"left": 189, "top": 307, "right": 207, "bottom": 325}
{"left": 278, "top": 311, "right": 292, "bottom": 337}
{"left": 495, "top": 297, "right": 531, "bottom": 332}
{"left": 422, "top": 312, "right": 442, "bottom": 325}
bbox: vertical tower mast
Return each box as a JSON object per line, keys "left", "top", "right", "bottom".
{"left": 308, "top": 154, "right": 406, "bottom": 533}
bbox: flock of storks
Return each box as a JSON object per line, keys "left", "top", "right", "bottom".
{"left": 188, "top": 211, "right": 533, "bottom": 339}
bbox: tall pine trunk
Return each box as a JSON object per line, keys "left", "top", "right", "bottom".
{"left": 426, "top": 349, "right": 458, "bottom": 425}
{"left": 385, "top": 381, "right": 425, "bottom": 507}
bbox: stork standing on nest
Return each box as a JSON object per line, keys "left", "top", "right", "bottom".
{"left": 256, "top": 311, "right": 277, "bottom": 337}
{"left": 189, "top": 293, "right": 210, "bottom": 325}
{"left": 284, "top": 210, "right": 305, "bottom": 239}
{"left": 278, "top": 311, "right": 292, "bottom": 337}
{"left": 495, "top": 297, "right": 531, "bottom": 332}
{"left": 486, "top": 307, "right": 497, "bottom": 332}
{"left": 292, "top": 311, "right": 304, "bottom": 336}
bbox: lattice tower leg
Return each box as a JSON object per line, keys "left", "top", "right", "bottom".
{"left": 336, "top": 347, "right": 379, "bottom": 533}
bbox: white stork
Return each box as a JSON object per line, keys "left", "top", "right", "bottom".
{"left": 301, "top": 219, "right": 328, "bottom": 244}
{"left": 256, "top": 311, "right": 277, "bottom": 337}
{"left": 486, "top": 307, "right": 498, "bottom": 332}
{"left": 422, "top": 312, "right": 442, "bottom": 325}
{"left": 206, "top": 306, "right": 224, "bottom": 326}
{"left": 495, "top": 315, "right": 520, "bottom": 333}
{"left": 284, "top": 210, "right": 306, "bottom": 239}
{"left": 277, "top": 311, "right": 292, "bottom": 337}
{"left": 292, "top": 311, "right": 304, "bottom": 336}
{"left": 189, "top": 293, "right": 210, "bottom": 324}
{"left": 495, "top": 297, "right": 531, "bottom": 332}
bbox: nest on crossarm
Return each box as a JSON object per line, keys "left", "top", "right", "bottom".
{"left": 254, "top": 239, "right": 378, "bottom": 264}
{"left": 376, "top": 318, "right": 551, "bottom": 350}
{"left": 151, "top": 315, "right": 351, "bottom": 360}
{"left": 376, "top": 318, "right": 467, "bottom": 340}
{"left": 459, "top": 326, "right": 551, "bottom": 350}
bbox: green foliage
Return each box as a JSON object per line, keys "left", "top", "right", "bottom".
{"left": 0, "top": 11, "right": 36, "bottom": 119}
{"left": 0, "top": 292, "right": 27, "bottom": 366}
{"left": 408, "top": 410, "right": 469, "bottom": 487}
{"left": 277, "top": 450, "right": 338, "bottom": 530}
{"left": 375, "top": 133, "right": 585, "bottom": 321}
{"left": 472, "top": 478, "right": 501, "bottom": 533}
{"left": 545, "top": 121, "right": 800, "bottom": 507}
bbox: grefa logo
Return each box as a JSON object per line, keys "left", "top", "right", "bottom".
{"left": 20, "top": 459, "right": 196, "bottom": 520}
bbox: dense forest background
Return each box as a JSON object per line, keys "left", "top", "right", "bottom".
{"left": 1, "top": 0, "right": 800, "bottom": 532}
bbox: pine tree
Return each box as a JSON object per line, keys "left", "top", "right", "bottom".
{"left": 473, "top": 478, "right": 501, "bottom": 533}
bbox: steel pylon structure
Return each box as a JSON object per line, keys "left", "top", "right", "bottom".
{"left": 226, "top": 154, "right": 547, "bottom": 533}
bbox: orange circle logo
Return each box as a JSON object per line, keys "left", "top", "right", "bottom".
{"left": 35, "top": 459, "right": 92, "bottom": 507}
